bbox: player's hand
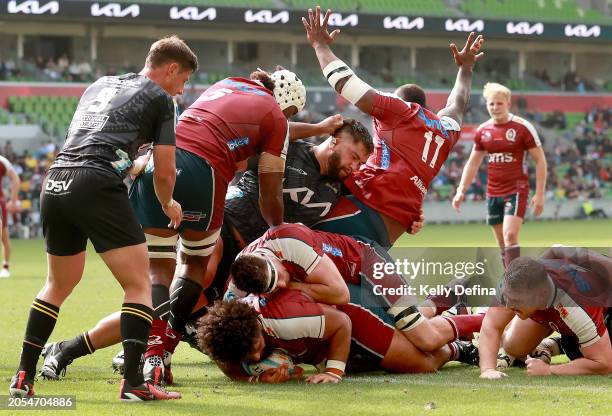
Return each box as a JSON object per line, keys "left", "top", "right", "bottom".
{"left": 479, "top": 368, "right": 508, "bottom": 379}
{"left": 259, "top": 364, "right": 292, "bottom": 384}
{"left": 450, "top": 32, "right": 484, "bottom": 69}
{"left": 317, "top": 114, "right": 344, "bottom": 136}
{"left": 452, "top": 191, "right": 465, "bottom": 213}
{"left": 302, "top": 6, "right": 341, "bottom": 48}
{"left": 526, "top": 356, "right": 552, "bottom": 376}
{"left": 6, "top": 199, "right": 18, "bottom": 213}
{"left": 530, "top": 193, "right": 545, "bottom": 217}
{"left": 306, "top": 372, "right": 342, "bottom": 384}
{"left": 128, "top": 149, "right": 152, "bottom": 177}
{"left": 409, "top": 209, "right": 425, "bottom": 234}
{"left": 162, "top": 199, "right": 182, "bottom": 229}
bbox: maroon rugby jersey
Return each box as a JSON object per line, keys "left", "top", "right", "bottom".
{"left": 177, "top": 77, "right": 288, "bottom": 183}
{"left": 0, "top": 156, "right": 11, "bottom": 200}
{"left": 474, "top": 114, "right": 541, "bottom": 196}
{"left": 530, "top": 259, "right": 609, "bottom": 348}
{"left": 241, "top": 289, "right": 327, "bottom": 365}
{"left": 344, "top": 92, "right": 461, "bottom": 229}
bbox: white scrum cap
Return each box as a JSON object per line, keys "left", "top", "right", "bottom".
{"left": 270, "top": 69, "right": 306, "bottom": 112}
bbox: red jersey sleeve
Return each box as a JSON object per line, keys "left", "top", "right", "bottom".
{"left": 514, "top": 116, "right": 541, "bottom": 150}
{"left": 473, "top": 126, "right": 485, "bottom": 151}
{"left": 260, "top": 109, "right": 289, "bottom": 160}
{"left": 370, "top": 91, "right": 416, "bottom": 129}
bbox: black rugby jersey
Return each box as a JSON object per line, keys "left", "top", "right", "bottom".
{"left": 225, "top": 140, "right": 342, "bottom": 244}
{"left": 52, "top": 73, "right": 175, "bottom": 178}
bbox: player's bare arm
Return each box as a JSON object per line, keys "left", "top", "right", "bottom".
{"left": 6, "top": 167, "right": 20, "bottom": 212}
{"left": 287, "top": 255, "right": 350, "bottom": 305}
{"left": 258, "top": 154, "right": 285, "bottom": 227}
{"left": 289, "top": 114, "right": 344, "bottom": 141}
{"left": 152, "top": 144, "right": 182, "bottom": 229}
{"left": 302, "top": 6, "right": 377, "bottom": 114}
{"left": 527, "top": 146, "right": 547, "bottom": 216}
{"left": 452, "top": 150, "right": 486, "bottom": 213}
{"left": 527, "top": 331, "right": 612, "bottom": 376}
{"left": 306, "top": 304, "right": 352, "bottom": 384}
{"left": 437, "top": 32, "right": 484, "bottom": 125}
{"left": 479, "top": 307, "right": 515, "bottom": 379}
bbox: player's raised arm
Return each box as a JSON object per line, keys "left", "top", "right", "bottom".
{"left": 289, "top": 114, "right": 344, "bottom": 142}
{"left": 437, "top": 32, "right": 484, "bottom": 125}
{"left": 478, "top": 307, "right": 515, "bottom": 379}
{"left": 452, "top": 149, "right": 486, "bottom": 213}
{"left": 287, "top": 255, "right": 350, "bottom": 305}
{"left": 302, "top": 6, "right": 377, "bottom": 114}
{"left": 306, "top": 304, "right": 351, "bottom": 384}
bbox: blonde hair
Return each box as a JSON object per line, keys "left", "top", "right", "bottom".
{"left": 483, "top": 82, "right": 511, "bottom": 102}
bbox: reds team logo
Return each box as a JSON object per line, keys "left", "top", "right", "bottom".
{"left": 555, "top": 303, "right": 569, "bottom": 318}
{"left": 505, "top": 128, "right": 517, "bottom": 142}
{"left": 483, "top": 130, "right": 492, "bottom": 142}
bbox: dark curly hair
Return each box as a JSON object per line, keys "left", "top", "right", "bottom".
{"left": 196, "top": 300, "right": 261, "bottom": 363}
{"left": 394, "top": 83, "right": 426, "bottom": 108}
{"left": 250, "top": 70, "right": 275, "bottom": 92}
{"left": 230, "top": 254, "right": 270, "bottom": 294}
{"left": 333, "top": 118, "right": 374, "bottom": 155}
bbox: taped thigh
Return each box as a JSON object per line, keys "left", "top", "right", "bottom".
{"left": 145, "top": 233, "right": 179, "bottom": 260}
{"left": 179, "top": 228, "right": 221, "bottom": 257}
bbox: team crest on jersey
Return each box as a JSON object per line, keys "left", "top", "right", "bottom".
{"left": 483, "top": 130, "right": 493, "bottom": 141}
{"left": 505, "top": 128, "right": 517, "bottom": 142}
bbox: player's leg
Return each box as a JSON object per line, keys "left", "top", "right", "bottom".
{"left": 487, "top": 195, "right": 506, "bottom": 266}
{"left": 0, "top": 200, "right": 9, "bottom": 278}
{"left": 86, "top": 171, "right": 179, "bottom": 401}
{"left": 10, "top": 169, "right": 88, "bottom": 397}
{"left": 380, "top": 331, "right": 454, "bottom": 373}
{"left": 501, "top": 316, "right": 551, "bottom": 361}
{"left": 501, "top": 190, "right": 527, "bottom": 268}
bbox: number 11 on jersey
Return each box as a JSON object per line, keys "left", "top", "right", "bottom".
{"left": 422, "top": 131, "right": 445, "bottom": 168}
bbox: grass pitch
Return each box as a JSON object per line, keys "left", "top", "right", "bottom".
{"left": 1, "top": 219, "right": 611, "bottom": 415}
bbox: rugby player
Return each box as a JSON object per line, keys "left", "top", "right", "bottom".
{"left": 452, "top": 82, "right": 547, "bottom": 268}
{"left": 0, "top": 154, "right": 20, "bottom": 278}
{"left": 303, "top": 7, "right": 484, "bottom": 248}
{"left": 9, "top": 35, "right": 197, "bottom": 401}
{"left": 478, "top": 249, "right": 612, "bottom": 379}
{"left": 228, "top": 223, "right": 484, "bottom": 354}
{"left": 197, "top": 288, "right": 478, "bottom": 384}
{"left": 39, "top": 68, "right": 309, "bottom": 387}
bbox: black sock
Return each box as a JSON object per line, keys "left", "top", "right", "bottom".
{"left": 19, "top": 298, "right": 60, "bottom": 379}
{"left": 168, "top": 277, "right": 202, "bottom": 333}
{"left": 60, "top": 332, "right": 95, "bottom": 360}
{"left": 120, "top": 303, "right": 153, "bottom": 386}
{"left": 152, "top": 284, "right": 170, "bottom": 321}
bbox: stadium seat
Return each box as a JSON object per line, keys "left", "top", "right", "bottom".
{"left": 8, "top": 96, "right": 78, "bottom": 137}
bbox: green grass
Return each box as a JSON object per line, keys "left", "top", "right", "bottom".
{"left": 1, "top": 219, "right": 611, "bottom": 415}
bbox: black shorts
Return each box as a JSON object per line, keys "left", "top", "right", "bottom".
{"left": 42, "top": 168, "right": 146, "bottom": 256}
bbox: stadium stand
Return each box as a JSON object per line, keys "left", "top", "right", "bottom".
{"left": 7, "top": 96, "right": 78, "bottom": 138}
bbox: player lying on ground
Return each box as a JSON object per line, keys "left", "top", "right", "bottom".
{"left": 10, "top": 35, "right": 198, "bottom": 401}
{"left": 452, "top": 82, "right": 547, "bottom": 268}
{"left": 303, "top": 6, "right": 484, "bottom": 249}
{"left": 227, "top": 223, "right": 484, "bottom": 354}
{"left": 478, "top": 247, "right": 612, "bottom": 378}
{"left": 197, "top": 288, "right": 478, "bottom": 384}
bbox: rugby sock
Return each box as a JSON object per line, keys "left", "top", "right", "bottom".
{"left": 504, "top": 245, "right": 520, "bottom": 269}
{"left": 19, "top": 298, "right": 60, "bottom": 379}
{"left": 145, "top": 319, "right": 167, "bottom": 359}
{"left": 60, "top": 332, "right": 95, "bottom": 359}
{"left": 120, "top": 303, "right": 153, "bottom": 386}
{"left": 448, "top": 342, "right": 459, "bottom": 361}
{"left": 442, "top": 314, "right": 485, "bottom": 341}
{"left": 152, "top": 284, "right": 170, "bottom": 321}
{"left": 168, "top": 277, "right": 203, "bottom": 334}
